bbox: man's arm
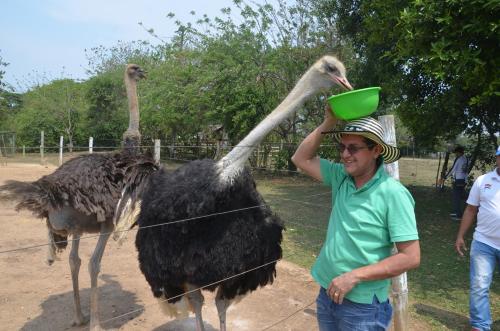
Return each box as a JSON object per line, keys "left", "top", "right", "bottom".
{"left": 291, "top": 106, "right": 337, "bottom": 181}
{"left": 327, "top": 240, "right": 420, "bottom": 304}
{"left": 455, "top": 204, "right": 479, "bottom": 256}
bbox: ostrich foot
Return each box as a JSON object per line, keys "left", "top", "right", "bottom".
{"left": 71, "top": 314, "right": 88, "bottom": 326}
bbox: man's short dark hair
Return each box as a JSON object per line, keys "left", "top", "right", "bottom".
{"left": 453, "top": 146, "right": 465, "bottom": 153}
{"left": 363, "top": 137, "right": 383, "bottom": 167}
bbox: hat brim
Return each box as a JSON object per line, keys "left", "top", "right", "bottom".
{"left": 322, "top": 130, "right": 401, "bottom": 164}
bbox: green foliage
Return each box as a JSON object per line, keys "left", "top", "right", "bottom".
{"left": 322, "top": 0, "right": 499, "bottom": 169}
{"left": 0, "top": 90, "right": 22, "bottom": 131}
{"left": 394, "top": 0, "right": 499, "bottom": 147}
{"left": 6, "top": 0, "right": 497, "bottom": 172}
{"left": 0, "top": 50, "right": 8, "bottom": 90}
{"left": 84, "top": 71, "right": 128, "bottom": 146}
{"left": 13, "top": 79, "right": 86, "bottom": 147}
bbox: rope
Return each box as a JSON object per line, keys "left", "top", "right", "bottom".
{"left": 260, "top": 300, "right": 316, "bottom": 330}
{"left": 0, "top": 187, "right": 332, "bottom": 254}
{"left": 0, "top": 204, "right": 266, "bottom": 254}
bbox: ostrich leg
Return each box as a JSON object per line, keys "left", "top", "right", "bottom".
{"left": 69, "top": 233, "right": 87, "bottom": 326}
{"left": 215, "top": 287, "right": 230, "bottom": 331}
{"left": 46, "top": 227, "right": 56, "bottom": 265}
{"left": 88, "top": 222, "right": 113, "bottom": 331}
{"left": 186, "top": 284, "right": 205, "bottom": 331}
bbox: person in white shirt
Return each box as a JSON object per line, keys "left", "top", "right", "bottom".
{"left": 444, "top": 146, "right": 468, "bottom": 220}
{"left": 455, "top": 146, "right": 500, "bottom": 331}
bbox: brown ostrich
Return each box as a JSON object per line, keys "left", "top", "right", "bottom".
{"left": 0, "top": 64, "right": 157, "bottom": 331}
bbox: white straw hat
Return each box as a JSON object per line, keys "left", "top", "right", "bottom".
{"left": 323, "top": 117, "right": 400, "bottom": 164}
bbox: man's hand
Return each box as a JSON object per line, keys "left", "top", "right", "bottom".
{"left": 323, "top": 104, "right": 337, "bottom": 127}
{"left": 455, "top": 236, "right": 467, "bottom": 257}
{"left": 327, "top": 272, "right": 360, "bottom": 304}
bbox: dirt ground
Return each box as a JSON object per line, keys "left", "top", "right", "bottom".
{"left": 0, "top": 163, "right": 320, "bottom": 331}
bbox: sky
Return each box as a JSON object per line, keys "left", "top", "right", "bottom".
{"left": 1, "top": 0, "right": 251, "bottom": 91}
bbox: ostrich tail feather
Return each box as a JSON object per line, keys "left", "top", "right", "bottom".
{"left": 0, "top": 180, "right": 55, "bottom": 218}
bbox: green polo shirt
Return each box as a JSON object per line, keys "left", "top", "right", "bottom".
{"left": 311, "top": 158, "right": 418, "bottom": 304}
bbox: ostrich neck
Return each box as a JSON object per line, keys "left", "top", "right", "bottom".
{"left": 219, "top": 73, "right": 316, "bottom": 180}
{"left": 125, "top": 78, "right": 139, "bottom": 132}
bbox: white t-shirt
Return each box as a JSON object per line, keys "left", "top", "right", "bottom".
{"left": 449, "top": 155, "right": 468, "bottom": 180}
{"left": 467, "top": 168, "right": 500, "bottom": 249}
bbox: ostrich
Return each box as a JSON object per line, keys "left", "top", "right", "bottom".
{"left": 115, "top": 55, "right": 352, "bottom": 331}
{"left": 0, "top": 64, "right": 156, "bottom": 331}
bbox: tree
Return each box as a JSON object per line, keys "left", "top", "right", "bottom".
{"left": 0, "top": 50, "right": 8, "bottom": 90}
{"left": 320, "top": 0, "right": 499, "bottom": 168}
{"left": 84, "top": 72, "right": 128, "bottom": 147}
{"left": 13, "top": 79, "right": 86, "bottom": 148}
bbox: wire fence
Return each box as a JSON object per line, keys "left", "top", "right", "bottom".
{"left": 0, "top": 140, "right": 452, "bottom": 330}
{"left": 0, "top": 182, "right": 332, "bottom": 330}
{"left": 1, "top": 140, "right": 448, "bottom": 189}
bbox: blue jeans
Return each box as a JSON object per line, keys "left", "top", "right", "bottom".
{"left": 470, "top": 240, "right": 500, "bottom": 331}
{"left": 316, "top": 287, "right": 392, "bottom": 331}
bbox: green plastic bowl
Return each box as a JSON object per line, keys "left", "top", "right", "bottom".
{"left": 327, "top": 87, "right": 381, "bottom": 120}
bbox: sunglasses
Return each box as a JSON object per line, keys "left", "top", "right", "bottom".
{"left": 338, "top": 143, "right": 370, "bottom": 155}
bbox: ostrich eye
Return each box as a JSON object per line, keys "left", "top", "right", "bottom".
{"left": 326, "top": 64, "right": 338, "bottom": 74}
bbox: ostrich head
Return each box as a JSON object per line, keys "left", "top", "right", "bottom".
{"left": 219, "top": 55, "right": 352, "bottom": 183}
{"left": 126, "top": 64, "right": 147, "bottom": 81}
{"left": 307, "top": 55, "right": 352, "bottom": 91}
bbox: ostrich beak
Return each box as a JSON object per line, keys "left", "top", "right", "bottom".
{"left": 333, "top": 75, "right": 353, "bottom": 90}
{"left": 138, "top": 70, "right": 147, "bottom": 79}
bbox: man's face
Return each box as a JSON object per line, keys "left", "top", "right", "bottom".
{"left": 339, "top": 134, "right": 381, "bottom": 177}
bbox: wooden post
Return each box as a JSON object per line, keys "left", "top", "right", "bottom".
{"left": 89, "top": 137, "right": 93, "bottom": 154}
{"left": 40, "top": 131, "right": 44, "bottom": 165}
{"left": 59, "top": 136, "right": 64, "bottom": 166}
{"left": 154, "top": 139, "right": 161, "bottom": 164}
{"left": 379, "top": 115, "right": 408, "bottom": 331}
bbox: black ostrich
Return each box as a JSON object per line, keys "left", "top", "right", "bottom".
{"left": 0, "top": 64, "right": 157, "bottom": 331}
{"left": 115, "top": 55, "right": 352, "bottom": 331}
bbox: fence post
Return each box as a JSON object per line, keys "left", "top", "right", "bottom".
{"left": 89, "top": 137, "right": 93, "bottom": 154}
{"left": 59, "top": 136, "right": 64, "bottom": 166}
{"left": 22, "top": 145, "right": 25, "bottom": 157}
{"left": 40, "top": 131, "right": 44, "bottom": 165}
{"left": 154, "top": 139, "right": 161, "bottom": 164}
{"left": 379, "top": 115, "right": 408, "bottom": 331}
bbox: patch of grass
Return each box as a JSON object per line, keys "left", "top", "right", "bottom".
{"left": 255, "top": 159, "right": 500, "bottom": 331}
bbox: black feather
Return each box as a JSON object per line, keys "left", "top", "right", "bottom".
{"left": 136, "top": 159, "right": 284, "bottom": 303}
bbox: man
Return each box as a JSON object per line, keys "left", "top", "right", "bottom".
{"left": 444, "top": 146, "right": 468, "bottom": 221}
{"left": 455, "top": 146, "right": 500, "bottom": 331}
{"left": 292, "top": 107, "right": 420, "bottom": 330}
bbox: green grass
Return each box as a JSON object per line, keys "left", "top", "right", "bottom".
{"left": 255, "top": 158, "right": 500, "bottom": 331}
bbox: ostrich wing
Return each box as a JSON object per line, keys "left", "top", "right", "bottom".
{"left": 0, "top": 154, "right": 126, "bottom": 220}
{"left": 113, "top": 155, "right": 159, "bottom": 243}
